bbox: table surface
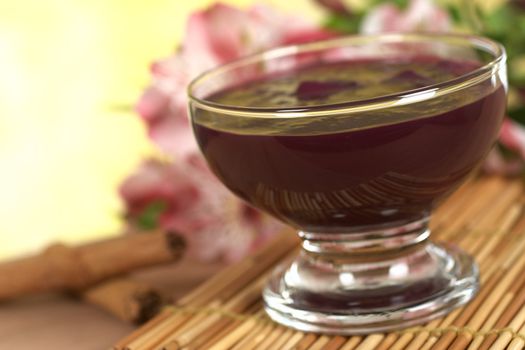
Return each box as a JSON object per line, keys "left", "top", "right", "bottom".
{"left": 0, "top": 256, "right": 225, "bottom": 350}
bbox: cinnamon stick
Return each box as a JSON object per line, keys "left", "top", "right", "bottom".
{"left": 81, "top": 277, "right": 170, "bottom": 325}
{"left": 0, "top": 231, "right": 184, "bottom": 300}
{"left": 119, "top": 232, "right": 298, "bottom": 350}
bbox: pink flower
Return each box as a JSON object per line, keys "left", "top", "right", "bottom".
{"left": 126, "top": 3, "right": 330, "bottom": 261}
{"left": 136, "top": 2, "right": 333, "bottom": 160}
{"left": 126, "top": 3, "right": 332, "bottom": 261}
{"left": 120, "top": 158, "right": 282, "bottom": 262}
{"left": 484, "top": 118, "right": 525, "bottom": 176}
{"left": 483, "top": 148, "right": 524, "bottom": 176}
{"left": 120, "top": 159, "right": 200, "bottom": 221}
{"left": 360, "top": 0, "right": 451, "bottom": 34}
{"left": 500, "top": 118, "right": 525, "bottom": 158}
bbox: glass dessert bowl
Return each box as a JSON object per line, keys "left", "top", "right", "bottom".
{"left": 188, "top": 33, "right": 507, "bottom": 334}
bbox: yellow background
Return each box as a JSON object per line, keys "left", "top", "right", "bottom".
{"left": 0, "top": 0, "right": 320, "bottom": 260}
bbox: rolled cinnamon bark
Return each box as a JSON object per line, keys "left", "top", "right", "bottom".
{"left": 81, "top": 278, "right": 170, "bottom": 324}
{"left": 0, "top": 231, "right": 185, "bottom": 301}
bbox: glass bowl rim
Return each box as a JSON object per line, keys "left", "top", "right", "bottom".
{"left": 187, "top": 32, "right": 506, "bottom": 119}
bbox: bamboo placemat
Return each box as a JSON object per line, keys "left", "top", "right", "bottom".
{"left": 115, "top": 176, "right": 525, "bottom": 350}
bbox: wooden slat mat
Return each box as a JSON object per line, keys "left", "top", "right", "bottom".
{"left": 115, "top": 176, "right": 525, "bottom": 350}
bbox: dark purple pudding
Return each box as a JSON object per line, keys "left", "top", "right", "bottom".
{"left": 191, "top": 58, "right": 506, "bottom": 233}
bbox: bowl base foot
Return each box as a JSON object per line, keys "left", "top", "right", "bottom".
{"left": 263, "top": 241, "right": 478, "bottom": 335}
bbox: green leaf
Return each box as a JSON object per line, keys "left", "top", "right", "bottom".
{"left": 509, "top": 106, "right": 525, "bottom": 126}
{"left": 496, "top": 143, "right": 518, "bottom": 161}
{"left": 136, "top": 201, "right": 168, "bottom": 230}
{"left": 391, "top": 0, "right": 409, "bottom": 9}
{"left": 447, "top": 4, "right": 462, "bottom": 24}
{"left": 483, "top": 6, "right": 511, "bottom": 35}
{"left": 323, "top": 13, "right": 363, "bottom": 34}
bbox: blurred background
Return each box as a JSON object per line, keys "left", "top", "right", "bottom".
{"left": 0, "top": 0, "right": 319, "bottom": 260}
